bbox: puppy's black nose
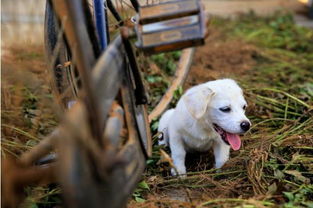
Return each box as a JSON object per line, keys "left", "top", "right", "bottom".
{"left": 240, "top": 121, "right": 250, "bottom": 132}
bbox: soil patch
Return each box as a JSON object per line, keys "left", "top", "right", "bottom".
{"left": 185, "top": 30, "right": 257, "bottom": 88}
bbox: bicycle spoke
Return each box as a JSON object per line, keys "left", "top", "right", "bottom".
{"left": 52, "top": 0, "right": 103, "bottom": 143}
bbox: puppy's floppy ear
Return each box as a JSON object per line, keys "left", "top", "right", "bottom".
{"left": 183, "top": 86, "right": 214, "bottom": 119}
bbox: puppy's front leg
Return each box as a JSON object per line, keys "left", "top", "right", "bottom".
{"left": 213, "top": 141, "right": 230, "bottom": 169}
{"left": 169, "top": 133, "right": 186, "bottom": 176}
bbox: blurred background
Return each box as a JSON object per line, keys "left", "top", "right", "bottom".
{"left": 2, "top": 0, "right": 45, "bottom": 46}
{"left": 1, "top": 0, "right": 312, "bottom": 47}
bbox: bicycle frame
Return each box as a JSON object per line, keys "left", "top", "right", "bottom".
{"left": 57, "top": 36, "right": 148, "bottom": 207}
{"left": 2, "top": 32, "right": 150, "bottom": 208}
{"left": 93, "top": 0, "right": 109, "bottom": 50}
{"left": 2, "top": 0, "right": 206, "bottom": 206}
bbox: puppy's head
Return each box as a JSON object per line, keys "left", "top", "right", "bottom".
{"left": 183, "top": 79, "right": 251, "bottom": 150}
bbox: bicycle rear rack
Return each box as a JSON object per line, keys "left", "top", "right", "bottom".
{"left": 134, "top": 0, "right": 207, "bottom": 54}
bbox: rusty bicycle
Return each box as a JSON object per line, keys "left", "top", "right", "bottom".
{"left": 2, "top": 0, "right": 207, "bottom": 207}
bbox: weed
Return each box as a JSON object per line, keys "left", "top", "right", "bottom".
{"left": 132, "top": 181, "right": 150, "bottom": 202}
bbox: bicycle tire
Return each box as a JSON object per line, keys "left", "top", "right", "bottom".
{"left": 58, "top": 66, "right": 147, "bottom": 208}
{"left": 46, "top": 1, "right": 149, "bottom": 207}
{"left": 44, "top": 1, "right": 78, "bottom": 109}
{"left": 44, "top": 0, "right": 101, "bottom": 110}
{"left": 45, "top": 0, "right": 195, "bottom": 114}
{"left": 3, "top": 0, "right": 196, "bottom": 207}
{"left": 45, "top": 0, "right": 194, "bottom": 207}
{"left": 309, "top": 0, "right": 313, "bottom": 19}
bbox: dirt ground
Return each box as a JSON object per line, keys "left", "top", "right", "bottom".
{"left": 185, "top": 31, "right": 257, "bottom": 88}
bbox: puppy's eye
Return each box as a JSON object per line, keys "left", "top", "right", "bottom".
{"left": 219, "top": 107, "right": 231, "bottom": 112}
{"left": 243, "top": 105, "right": 247, "bottom": 110}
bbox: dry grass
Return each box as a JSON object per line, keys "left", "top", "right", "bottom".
{"left": 1, "top": 44, "right": 61, "bottom": 206}
{"left": 132, "top": 13, "right": 313, "bottom": 208}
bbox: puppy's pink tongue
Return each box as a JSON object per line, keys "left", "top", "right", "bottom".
{"left": 226, "top": 133, "right": 241, "bottom": 150}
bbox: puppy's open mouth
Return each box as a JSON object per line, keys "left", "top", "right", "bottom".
{"left": 213, "top": 124, "right": 241, "bottom": 151}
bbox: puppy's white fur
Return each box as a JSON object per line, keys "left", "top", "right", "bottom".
{"left": 158, "top": 79, "right": 250, "bottom": 176}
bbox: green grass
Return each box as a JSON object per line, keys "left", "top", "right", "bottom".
{"left": 142, "top": 51, "right": 183, "bottom": 112}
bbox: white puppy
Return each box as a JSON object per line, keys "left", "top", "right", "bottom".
{"left": 158, "top": 79, "right": 251, "bottom": 176}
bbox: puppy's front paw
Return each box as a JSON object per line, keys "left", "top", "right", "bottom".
{"left": 171, "top": 167, "right": 186, "bottom": 178}
{"left": 214, "top": 160, "right": 227, "bottom": 169}
{"left": 214, "top": 168, "right": 222, "bottom": 173}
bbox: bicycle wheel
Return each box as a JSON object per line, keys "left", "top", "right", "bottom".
{"left": 45, "top": 0, "right": 195, "bottom": 207}
{"left": 109, "top": 0, "right": 196, "bottom": 120}
{"left": 44, "top": 0, "right": 101, "bottom": 110}
{"left": 44, "top": 1, "right": 76, "bottom": 109}
{"left": 1, "top": 1, "right": 198, "bottom": 207}
{"left": 45, "top": 0, "right": 195, "bottom": 117}
{"left": 46, "top": 0, "right": 150, "bottom": 207}
{"left": 309, "top": 0, "right": 313, "bottom": 19}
